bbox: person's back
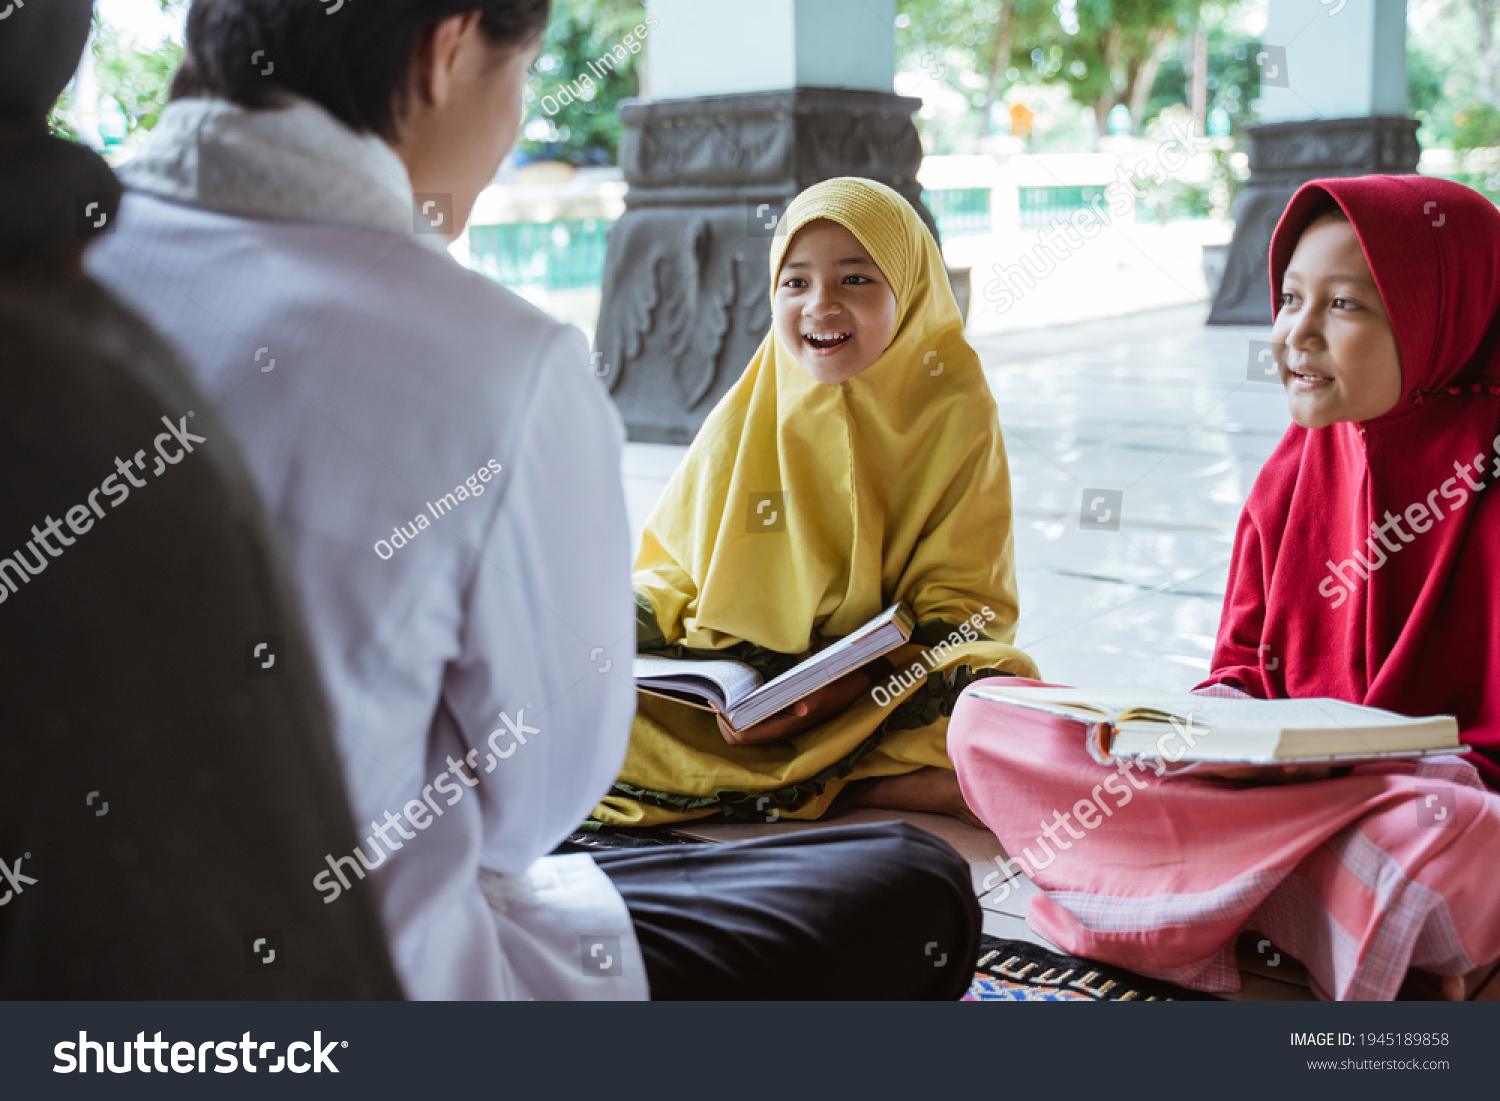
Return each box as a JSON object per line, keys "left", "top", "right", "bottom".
{"left": 0, "top": 0, "right": 400, "bottom": 998}
{"left": 89, "top": 105, "right": 639, "bottom": 1001}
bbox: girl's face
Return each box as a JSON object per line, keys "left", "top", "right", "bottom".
{"left": 1272, "top": 214, "right": 1403, "bottom": 429}
{"left": 774, "top": 219, "right": 898, "bottom": 385}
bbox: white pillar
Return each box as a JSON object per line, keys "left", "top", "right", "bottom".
{"left": 1256, "top": 0, "right": 1407, "bottom": 123}
{"left": 645, "top": 0, "right": 895, "bottom": 99}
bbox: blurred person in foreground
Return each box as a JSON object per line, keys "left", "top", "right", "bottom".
{"left": 0, "top": 0, "right": 399, "bottom": 997}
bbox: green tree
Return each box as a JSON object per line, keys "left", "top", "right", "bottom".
{"left": 94, "top": 22, "right": 183, "bottom": 139}
{"left": 1145, "top": 23, "right": 1259, "bottom": 133}
{"left": 897, "top": 0, "right": 1056, "bottom": 139}
{"left": 518, "top": 0, "right": 651, "bottom": 165}
{"left": 47, "top": 1, "right": 185, "bottom": 143}
{"left": 898, "top": 0, "right": 1201, "bottom": 141}
{"left": 1035, "top": 0, "right": 1197, "bottom": 135}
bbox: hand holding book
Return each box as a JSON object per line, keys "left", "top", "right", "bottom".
{"left": 635, "top": 603, "right": 914, "bottom": 735}
{"left": 715, "top": 668, "right": 875, "bottom": 746}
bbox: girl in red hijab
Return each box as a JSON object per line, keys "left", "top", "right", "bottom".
{"left": 1206, "top": 174, "right": 1500, "bottom": 789}
{"left": 949, "top": 175, "right": 1500, "bottom": 1000}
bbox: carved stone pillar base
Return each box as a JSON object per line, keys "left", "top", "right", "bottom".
{"left": 594, "top": 88, "right": 930, "bottom": 443}
{"left": 1207, "top": 116, "right": 1420, "bottom": 325}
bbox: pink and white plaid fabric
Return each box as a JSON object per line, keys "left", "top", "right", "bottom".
{"left": 950, "top": 679, "right": 1500, "bottom": 1000}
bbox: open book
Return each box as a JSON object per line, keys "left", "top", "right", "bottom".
{"left": 964, "top": 685, "right": 1462, "bottom": 766}
{"left": 635, "top": 604, "right": 914, "bottom": 733}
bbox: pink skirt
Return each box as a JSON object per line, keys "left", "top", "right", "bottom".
{"left": 948, "top": 678, "right": 1500, "bottom": 1000}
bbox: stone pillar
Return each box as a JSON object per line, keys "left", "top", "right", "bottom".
{"left": 1208, "top": 0, "right": 1416, "bottom": 324}
{"left": 594, "top": 0, "right": 935, "bottom": 443}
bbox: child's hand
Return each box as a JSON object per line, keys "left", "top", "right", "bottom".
{"left": 717, "top": 670, "right": 874, "bottom": 746}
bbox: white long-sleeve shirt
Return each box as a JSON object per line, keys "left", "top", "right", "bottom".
{"left": 87, "top": 98, "right": 644, "bottom": 1000}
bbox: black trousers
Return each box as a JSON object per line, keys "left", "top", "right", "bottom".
{"left": 593, "top": 821, "right": 980, "bottom": 1000}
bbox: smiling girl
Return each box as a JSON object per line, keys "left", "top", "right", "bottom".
{"left": 592, "top": 177, "right": 1038, "bottom": 829}
{"left": 949, "top": 175, "right": 1500, "bottom": 1001}
{"left": 1210, "top": 178, "right": 1500, "bottom": 791}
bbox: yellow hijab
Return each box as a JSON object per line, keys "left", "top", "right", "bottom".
{"left": 596, "top": 177, "right": 1038, "bottom": 826}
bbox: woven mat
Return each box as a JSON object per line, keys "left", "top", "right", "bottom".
{"left": 964, "top": 935, "right": 1215, "bottom": 1001}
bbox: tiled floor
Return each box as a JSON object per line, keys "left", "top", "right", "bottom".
{"left": 620, "top": 303, "right": 1322, "bottom": 1000}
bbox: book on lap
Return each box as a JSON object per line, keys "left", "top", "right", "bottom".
{"left": 634, "top": 604, "right": 915, "bottom": 733}
{"left": 963, "top": 685, "right": 1462, "bottom": 766}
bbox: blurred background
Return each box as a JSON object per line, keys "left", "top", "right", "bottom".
{"left": 51, "top": 0, "right": 1497, "bottom": 344}
{"left": 45, "top": 0, "right": 1486, "bottom": 691}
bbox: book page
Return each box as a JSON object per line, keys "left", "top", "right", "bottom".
{"left": 633, "top": 657, "right": 763, "bottom": 708}
{"left": 1128, "top": 696, "right": 1446, "bottom": 731}
{"left": 969, "top": 686, "right": 1447, "bottom": 732}
{"left": 725, "top": 604, "right": 910, "bottom": 730}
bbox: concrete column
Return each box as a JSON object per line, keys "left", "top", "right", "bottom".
{"left": 647, "top": 0, "right": 896, "bottom": 98}
{"left": 1208, "top": 0, "right": 1417, "bottom": 324}
{"left": 594, "top": 0, "right": 936, "bottom": 443}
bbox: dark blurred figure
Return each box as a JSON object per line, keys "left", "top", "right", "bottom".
{"left": 0, "top": 0, "right": 402, "bottom": 997}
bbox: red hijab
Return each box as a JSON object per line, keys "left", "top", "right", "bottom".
{"left": 1201, "top": 175, "right": 1500, "bottom": 787}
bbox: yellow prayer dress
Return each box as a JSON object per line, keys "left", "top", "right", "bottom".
{"left": 592, "top": 177, "right": 1039, "bottom": 827}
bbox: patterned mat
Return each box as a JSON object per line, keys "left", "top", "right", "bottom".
{"left": 964, "top": 935, "right": 1214, "bottom": 1001}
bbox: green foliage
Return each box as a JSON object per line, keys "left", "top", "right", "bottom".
{"left": 1145, "top": 26, "right": 1259, "bottom": 132}
{"left": 1407, "top": 38, "right": 1446, "bottom": 123}
{"left": 47, "top": 89, "right": 78, "bottom": 141}
{"left": 898, "top": 0, "right": 1200, "bottom": 143}
{"left": 1453, "top": 101, "right": 1500, "bottom": 151}
{"left": 517, "top": 0, "right": 650, "bottom": 165}
{"left": 1024, "top": 0, "right": 1192, "bottom": 126}
{"left": 1407, "top": 0, "right": 1500, "bottom": 152}
{"left": 93, "top": 23, "right": 183, "bottom": 138}
{"left": 897, "top": 0, "right": 1056, "bottom": 133}
{"left": 1138, "top": 176, "right": 1213, "bottom": 220}
{"left": 43, "top": 1, "right": 184, "bottom": 144}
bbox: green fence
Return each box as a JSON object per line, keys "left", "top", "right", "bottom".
{"left": 921, "top": 187, "right": 992, "bottom": 238}
{"left": 1017, "top": 185, "right": 1115, "bottom": 230}
{"left": 467, "top": 218, "right": 612, "bottom": 290}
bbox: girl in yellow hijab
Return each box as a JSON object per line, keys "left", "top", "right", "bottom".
{"left": 593, "top": 177, "right": 1039, "bottom": 828}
